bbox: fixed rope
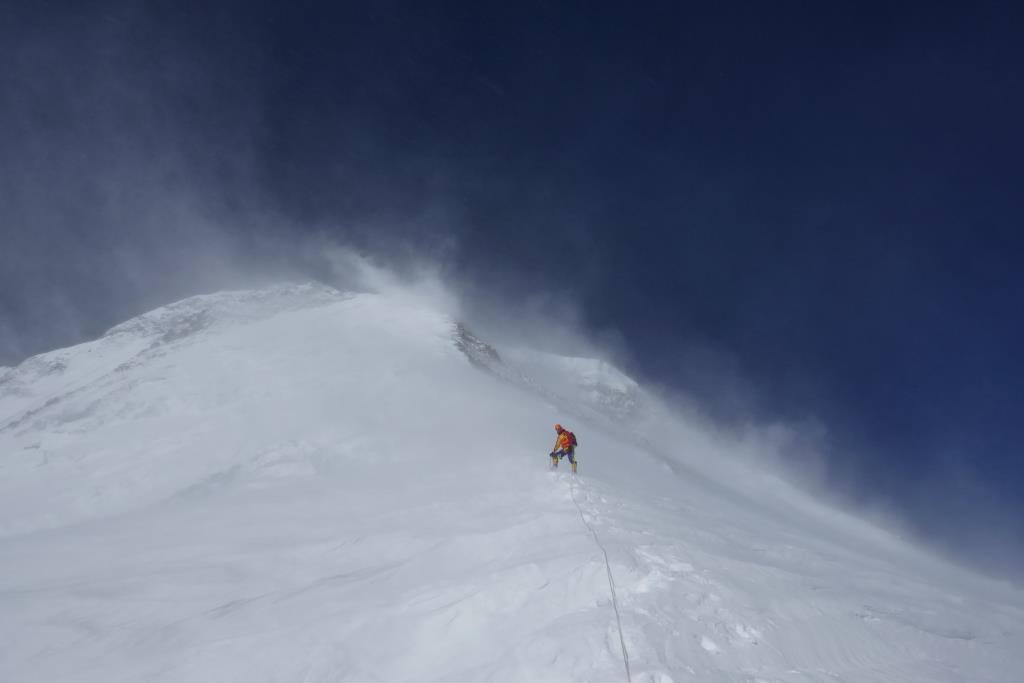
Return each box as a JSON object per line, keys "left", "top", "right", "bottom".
{"left": 569, "top": 476, "right": 632, "bottom": 683}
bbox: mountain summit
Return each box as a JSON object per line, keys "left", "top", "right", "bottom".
{"left": 1, "top": 283, "right": 1021, "bottom": 682}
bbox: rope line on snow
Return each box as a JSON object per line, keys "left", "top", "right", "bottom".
{"left": 569, "top": 476, "right": 632, "bottom": 683}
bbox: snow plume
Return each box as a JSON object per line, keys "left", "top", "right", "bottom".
{"left": 1, "top": 3, "right": 467, "bottom": 368}
{"left": 318, "top": 245, "right": 461, "bottom": 321}
{"left": 0, "top": 3, "right": 271, "bottom": 366}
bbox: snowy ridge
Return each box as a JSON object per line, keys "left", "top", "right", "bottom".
{"left": 0, "top": 283, "right": 346, "bottom": 433}
{"left": 102, "top": 281, "right": 344, "bottom": 342}
{"left": 1, "top": 284, "right": 1022, "bottom": 682}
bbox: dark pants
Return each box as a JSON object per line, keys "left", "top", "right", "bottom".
{"left": 553, "top": 448, "right": 576, "bottom": 464}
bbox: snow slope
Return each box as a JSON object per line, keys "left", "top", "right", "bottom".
{"left": 1, "top": 283, "right": 1021, "bottom": 682}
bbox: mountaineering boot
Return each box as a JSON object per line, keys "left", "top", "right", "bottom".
{"left": 571, "top": 460, "right": 577, "bottom": 474}
{"left": 550, "top": 454, "right": 559, "bottom": 469}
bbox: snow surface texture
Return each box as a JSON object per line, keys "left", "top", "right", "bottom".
{"left": 1, "top": 283, "right": 1022, "bottom": 682}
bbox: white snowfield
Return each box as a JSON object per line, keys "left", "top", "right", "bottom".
{"left": 1, "top": 283, "right": 1021, "bottom": 682}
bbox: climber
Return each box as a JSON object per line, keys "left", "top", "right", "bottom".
{"left": 550, "top": 423, "right": 578, "bottom": 474}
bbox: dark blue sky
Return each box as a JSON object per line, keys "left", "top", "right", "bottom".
{"left": 2, "top": 2, "right": 1022, "bottom": 576}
